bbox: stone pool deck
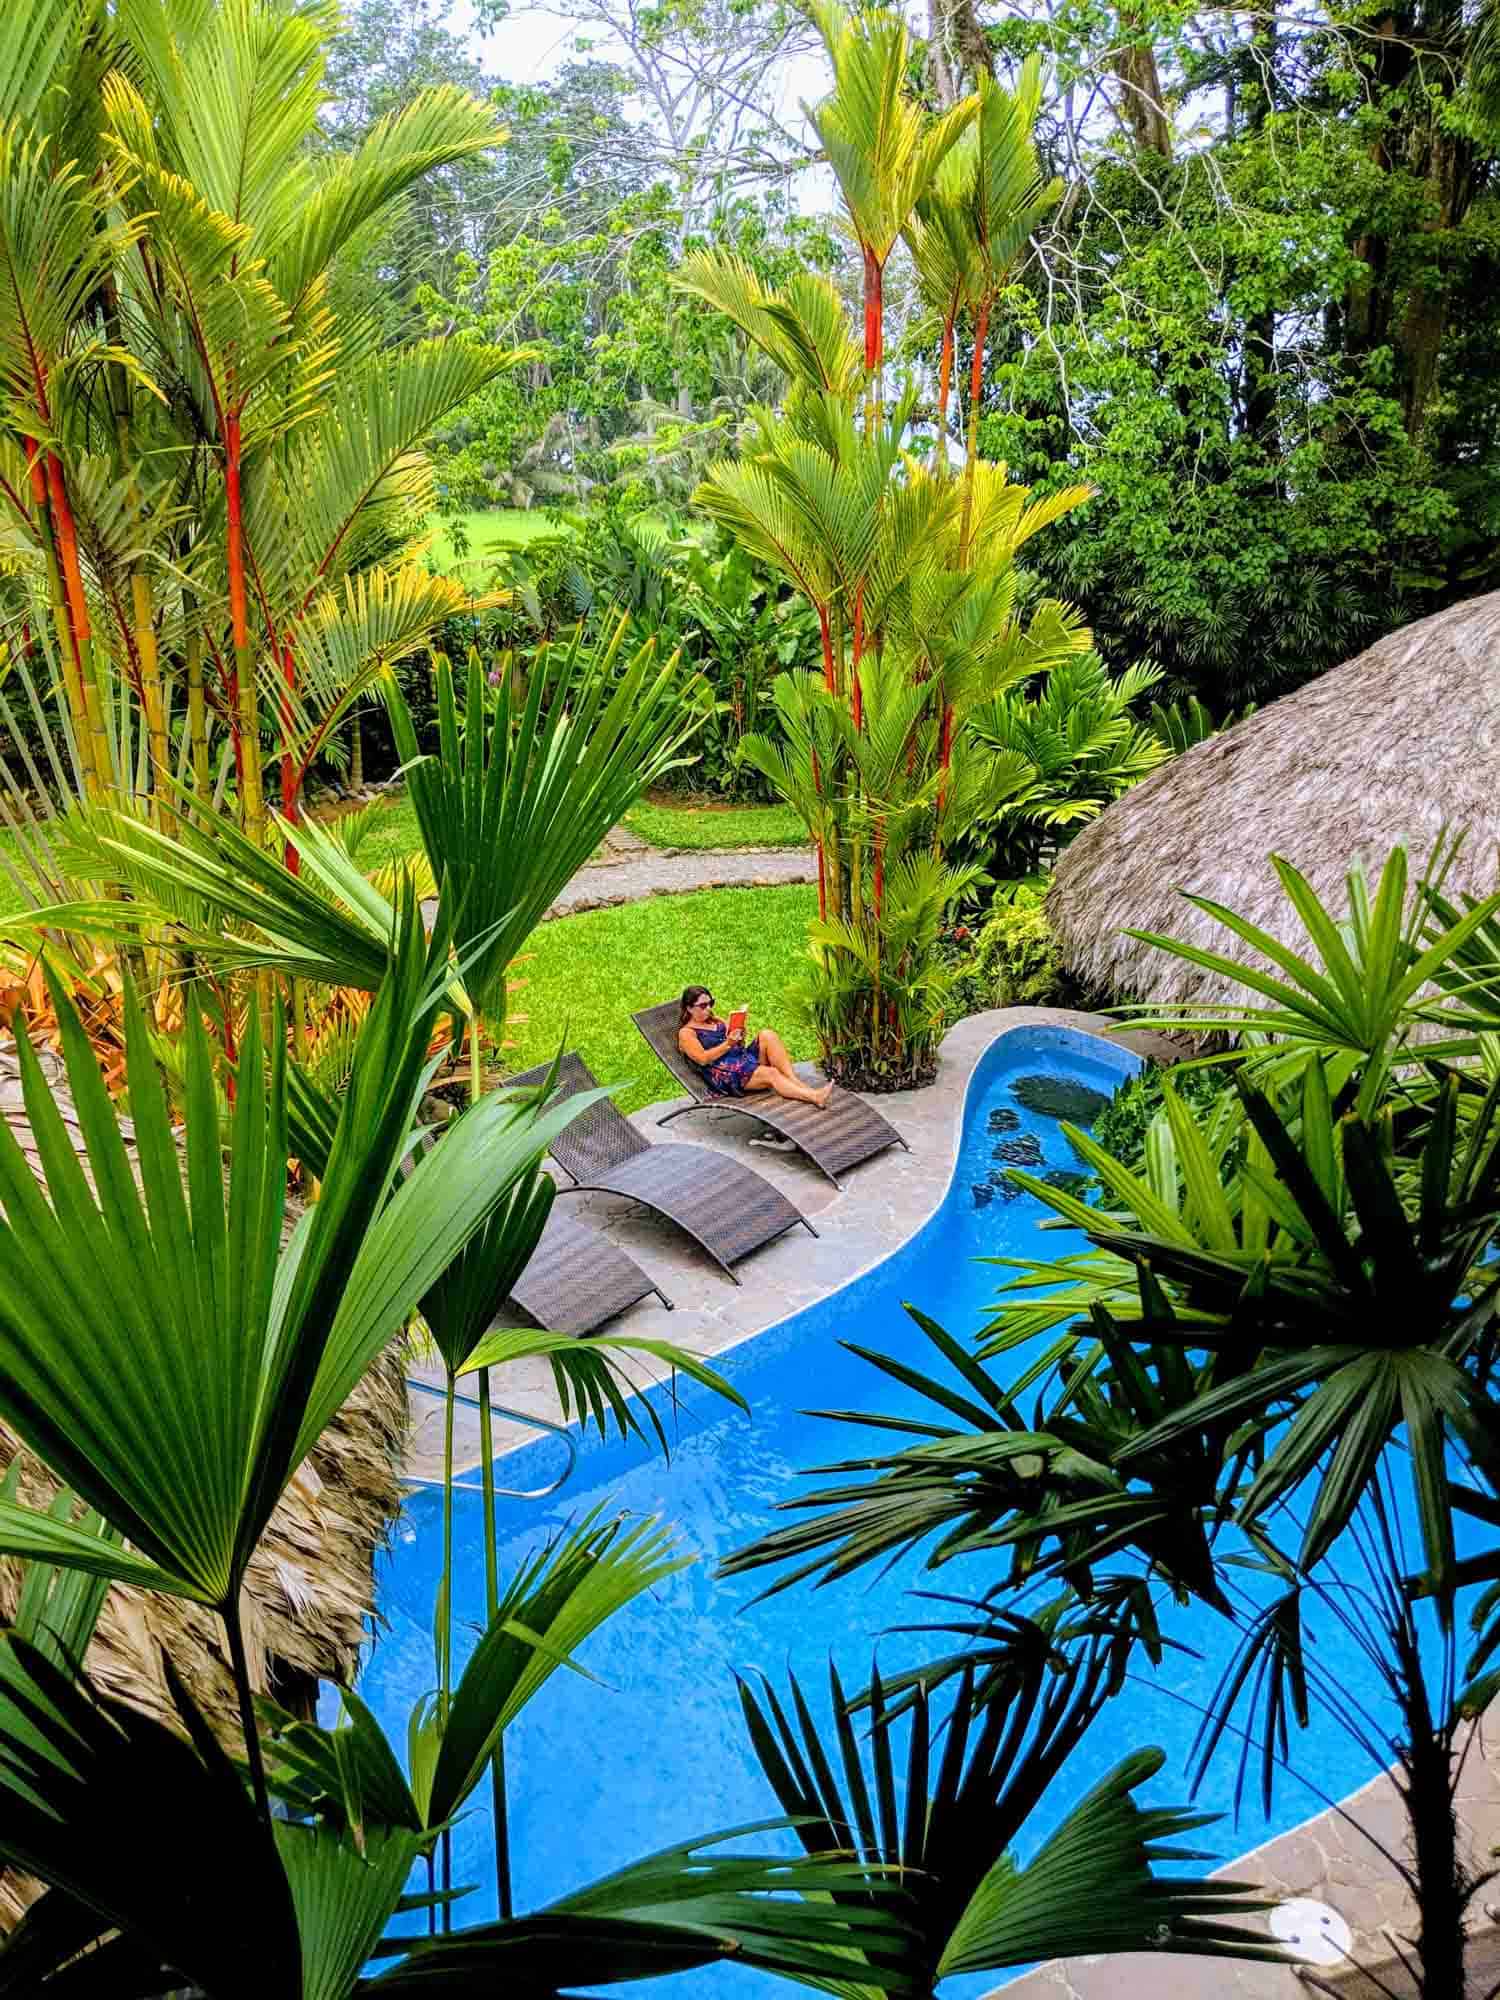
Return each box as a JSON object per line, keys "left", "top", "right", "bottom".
{"left": 399, "top": 1005, "right": 1500, "bottom": 1998}
{"left": 402, "top": 1005, "right": 1165, "bottom": 1482}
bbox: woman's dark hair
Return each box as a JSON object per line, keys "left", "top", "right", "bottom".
{"left": 678, "top": 984, "right": 712, "bottom": 1026}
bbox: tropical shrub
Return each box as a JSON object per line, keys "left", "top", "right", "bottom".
{"left": 946, "top": 880, "right": 1063, "bottom": 1014}
{"left": 963, "top": 654, "right": 1169, "bottom": 879}
{"left": 1146, "top": 696, "right": 1254, "bottom": 755}
{"left": 678, "top": 25, "right": 1093, "bottom": 1088}
{"left": 658, "top": 539, "right": 821, "bottom": 801}
{"left": 1091, "top": 1057, "right": 1240, "bottom": 1172}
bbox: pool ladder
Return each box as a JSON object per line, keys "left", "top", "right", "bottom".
{"left": 401, "top": 1377, "right": 576, "bottom": 1501}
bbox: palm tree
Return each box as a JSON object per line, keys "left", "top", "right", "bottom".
{"left": 0, "top": 0, "right": 530, "bottom": 878}
{"left": 676, "top": 52, "right": 1091, "bottom": 1087}
{"left": 804, "top": 2, "right": 976, "bottom": 397}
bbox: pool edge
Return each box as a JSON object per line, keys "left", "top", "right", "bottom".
{"left": 414, "top": 1006, "right": 1161, "bottom": 1482}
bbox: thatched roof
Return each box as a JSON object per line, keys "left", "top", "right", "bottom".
{"left": 0, "top": 1034, "right": 408, "bottom": 1929}
{"left": 1050, "top": 590, "right": 1500, "bottom": 1012}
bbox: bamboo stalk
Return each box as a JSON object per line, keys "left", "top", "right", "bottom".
{"left": 131, "top": 567, "right": 174, "bottom": 836}
{"left": 224, "top": 410, "right": 265, "bottom": 848}
{"left": 279, "top": 641, "right": 301, "bottom": 873}
{"left": 936, "top": 309, "right": 957, "bottom": 475}
{"left": 102, "top": 281, "right": 172, "bottom": 832}
{"left": 862, "top": 246, "right": 884, "bottom": 432}
{"left": 851, "top": 589, "right": 865, "bottom": 732}
{"left": 958, "top": 295, "right": 992, "bottom": 564}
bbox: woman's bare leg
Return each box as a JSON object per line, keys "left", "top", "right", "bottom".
{"left": 747, "top": 1063, "right": 834, "bottom": 1108}
{"left": 755, "top": 1027, "right": 799, "bottom": 1079}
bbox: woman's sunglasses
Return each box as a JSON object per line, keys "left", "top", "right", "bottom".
{"left": 693, "top": 995, "right": 714, "bottom": 1009}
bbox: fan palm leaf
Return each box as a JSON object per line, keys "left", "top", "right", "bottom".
{"left": 739, "top": 1643, "right": 1273, "bottom": 1992}
{"left": 0, "top": 892, "right": 600, "bottom": 1609}
{"left": 386, "top": 622, "right": 705, "bottom": 1029}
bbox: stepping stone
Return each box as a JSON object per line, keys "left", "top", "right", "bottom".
{"left": 992, "top": 1134, "right": 1043, "bottom": 1167}
{"left": 1011, "top": 1074, "right": 1111, "bottom": 1123}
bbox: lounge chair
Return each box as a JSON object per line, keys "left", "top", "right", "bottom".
{"left": 630, "top": 1002, "right": 908, "bottom": 1188}
{"left": 507, "top": 1052, "right": 815, "bottom": 1283}
{"left": 403, "top": 1126, "right": 672, "bottom": 1337}
{"left": 510, "top": 1210, "right": 671, "bottom": 1336}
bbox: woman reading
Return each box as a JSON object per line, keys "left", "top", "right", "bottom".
{"left": 676, "top": 985, "right": 834, "bottom": 1108}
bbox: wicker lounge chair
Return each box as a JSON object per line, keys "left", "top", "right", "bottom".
{"left": 403, "top": 1126, "right": 671, "bottom": 1336}
{"left": 509, "top": 1210, "right": 671, "bottom": 1335}
{"left": 630, "top": 1002, "right": 908, "bottom": 1188}
{"left": 507, "top": 1052, "right": 815, "bottom": 1282}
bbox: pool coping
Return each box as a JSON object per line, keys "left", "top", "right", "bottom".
{"left": 402, "top": 1005, "right": 1166, "bottom": 1484}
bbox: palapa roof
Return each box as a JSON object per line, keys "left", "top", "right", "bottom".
{"left": 0, "top": 1034, "right": 408, "bottom": 1930}
{"left": 1050, "top": 590, "right": 1500, "bottom": 1013}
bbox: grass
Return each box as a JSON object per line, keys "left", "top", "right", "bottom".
{"left": 335, "top": 791, "right": 807, "bottom": 871}
{"left": 425, "top": 507, "right": 575, "bottom": 573}
{"left": 340, "top": 796, "right": 424, "bottom": 870}
{"left": 495, "top": 883, "right": 819, "bottom": 1115}
{"left": 623, "top": 797, "right": 807, "bottom": 852}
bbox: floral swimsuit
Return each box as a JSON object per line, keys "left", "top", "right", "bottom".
{"left": 692, "top": 1020, "right": 761, "bottom": 1096}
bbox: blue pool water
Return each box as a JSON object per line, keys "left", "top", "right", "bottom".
{"left": 356, "top": 1025, "right": 1423, "bottom": 1989}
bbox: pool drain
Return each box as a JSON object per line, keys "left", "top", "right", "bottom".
{"left": 1269, "top": 1899, "right": 1352, "bottom": 1966}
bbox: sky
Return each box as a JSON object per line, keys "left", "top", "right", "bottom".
{"left": 455, "top": 0, "right": 831, "bottom": 133}
{"left": 451, "top": 0, "right": 836, "bottom": 207}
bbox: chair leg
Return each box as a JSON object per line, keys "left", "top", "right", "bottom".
{"left": 653, "top": 1287, "right": 676, "bottom": 1311}
{"left": 655, "top": 1104, "right": 701, "bottom": 1127}
{"left": 801, "top": 1218, "right": 819, "bottom": 1237}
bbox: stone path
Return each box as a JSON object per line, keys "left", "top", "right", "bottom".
{"left": 544, "top": 821, "right": 816, "bottom": 920}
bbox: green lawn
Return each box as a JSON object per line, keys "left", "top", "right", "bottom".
{"left": 341, "top": 796, "right": 423, "bottom": 870}
{"left": 497, "top": 883, "right": 819, "bottom": 1114}
{"left": 425, "top": 507, "right": 574, "bottom": 573}
{"left": 343, "top": 791, "right": 806, "bottom": 869}
{"left": 623, "top": 798, "right": 807, "bottom": 851}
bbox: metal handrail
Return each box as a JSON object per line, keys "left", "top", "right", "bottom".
{"left": 402, "top": 1377, "right": 577, "bottom": 1500}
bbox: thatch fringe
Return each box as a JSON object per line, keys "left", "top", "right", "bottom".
{"left": 1050, "top": 591, "right": 1500, "bottom": 1012}
{"left": 0, "top": 1035, "right": 409, "bottom": 1931}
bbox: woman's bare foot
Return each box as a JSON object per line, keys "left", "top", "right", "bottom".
{"left": 815, "top": 1082, "right": 834, "bottom": 1108}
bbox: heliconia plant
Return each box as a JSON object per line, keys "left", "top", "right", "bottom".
{"left": 676, "top": 11, "right": 1091, "bottom": 1088}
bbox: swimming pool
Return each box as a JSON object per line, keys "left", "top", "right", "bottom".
{"left": 356, "top": 1024, "right": 1413, "bottom": 1991}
